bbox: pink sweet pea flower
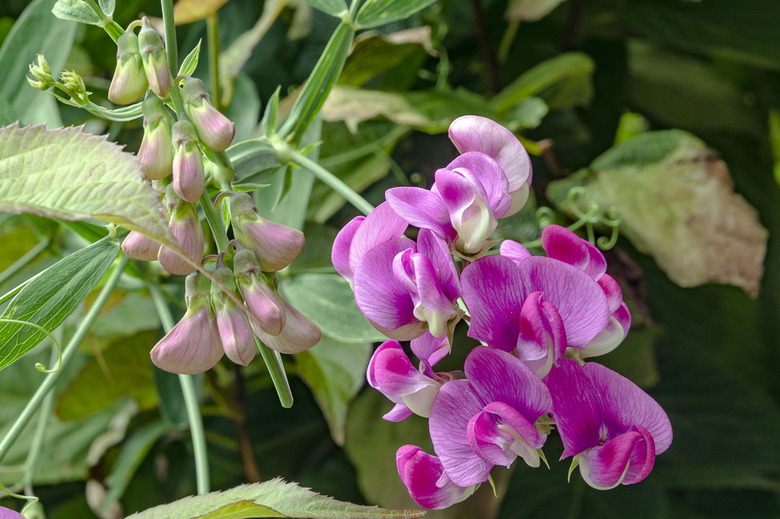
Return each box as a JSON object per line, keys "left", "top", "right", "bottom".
{"left": 545, "top": 358, "right": 672, "bottom": 489}
{"left": 396, "top": 446, "right": 475, "bottom": 510}
{"left": 429, "top": 347, "right": 553, "bottom": 488}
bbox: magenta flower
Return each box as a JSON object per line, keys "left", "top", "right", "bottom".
{"left": 353, "top": 228, "right": 461, "bottom": 341}
{"left": 461, "top": 254, "right": 610, "bottom": 376}
{"left": 396, "top": 446, "right": 475, "bottom": 510}
{"left": 332, "top": 202, "right": 408, "bottom": 285}
{"left": 429, "top": 347, "right": 553, "bottom": 487}
{"left": 386, "top": 152, "right": 512, "bottom": 257}
{"left": 448, "top": 115, "right": 532, "bottom": 216}
{"left": 545, "top": 358, "right": 672, "bottom": 489}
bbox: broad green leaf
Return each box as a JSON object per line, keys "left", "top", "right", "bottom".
{"left": 283, "top": 22, "right": 354, "bottom": 144}
{"left": 228, "top": 138, "right": 283, "bottom": 182}
{"left": 304, "top": 0, "right": 348, "bottom": 17}
{"left": 173, "top": 0, "right": 231, "bottom": 25}
{"left": 125, "top": 478, "right": 426, "bottom": 518}
{"left": 547, "top": 130, "right": 768, "bottom": 296}
{"left": 52, "top": 0, "right": 101, "bottom": 25}
{"left": 296, "top": 336, "right": 371, "bottom": 445}
{"left": 280, "top": 273, "right": 387, "bottom": 343}
{"left": 0, "top": 98, "right": 17, "bottom": 126}
{"left": 0, "top": 0, "right": 76, "bottom": 123}
{"left": 178, "top": 40, "right": 202, "bottom": 78}
{"left": 56, "top": 329, "right": 160, "bottom": 420}
{"left": 154, "top": 370, "right": 204, "bottom": 428}
{"left": 491, "top": 53, "right": 594, "bottom": 115}
{"left": 0, "top": 238, "right": 118, "bottom": 372}
{"left": 355, "top": 0, "right": 438, "bottom": 29}
{"left": 0, "top": 124, "right": 172, "bottom": 244}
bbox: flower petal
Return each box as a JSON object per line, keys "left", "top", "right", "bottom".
{"left": 396, "top": 446, "right": 472, "bottom": 510}
{"left": 348, "top": 202, "right": 408, "bottom": 277}
{"left": 541, "top": 225, "right": 607, "bottom": 280}
{"left": 499, "top": 239, "right": 531, "bottom": 266}
{"left": 578, "top": 427, "right": 654, "bottom": 489}
{"left": 151, "top": 307, "right": 224, "bottom": 374}
{"left": 386, "top": 186, "right": 455, "bottom": 241}
{"left": 447, "top": 152, "right": 512, "bottom": 218}
{"left": 332, "top": 215, "right": 364, "bottom": 283}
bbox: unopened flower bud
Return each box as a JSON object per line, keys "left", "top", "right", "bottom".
{"left": 139, "top": 17, "right": 171, "bottom": 98}
{"left": 211, "top": 255, "right": 256, "bottom": 366}
{"left": 137, "top": 95, "right": 174, "bottom": 180}
{"left": 60, "top": 70, "right": 89, "bottom": 105}
{"left": 233, "top": 245, "right": 285, "bottom": 335}
{"left": 108, "top": 29, "right": 148, "bottom": 105}
{"left": 172, "top": 118, "right": 205, "bottom": 203}
{"left": 183, "top": 77, "right": 235, "bottom": 151}
{"left": 230, "top": 193, "right": 304, "bottom": 272}
{"left": 252, "top": 298, "right": 321, "bottom": 354}
{"left": 121, "top": 229, "right": 161, "bottom": 261}
{"left": 158, "top": 195, "right": 205, "bottom": 275}
{"left": 27, "top": 54, "right": 55, "bottom": 91}
{"left": 151, "top": 271, "right": 224, "bottom": 374}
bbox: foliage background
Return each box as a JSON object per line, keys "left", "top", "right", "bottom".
{"left": 0, "top": 0, "right": 778, "bottom": 517}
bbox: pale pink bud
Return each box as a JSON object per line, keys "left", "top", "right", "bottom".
{"left": 137, "top": 95, "right": 174, "bottom": 180}
{"left": 139, "top": 17, "right": 171, "bottom": 98}
{"left": 109, "top": 29, "right": 148, "bottom": 105}
{"left": 183, "top": 77, "right": 235, "bottom": 151}
{"left": 158, "top": 197, "right": 204, "bottom": 275}
{"left": 233, "top": 246, "right": 285, "bottom": 336}
{"left": 211, "top": 255, "right": 256, "bottom": 366}
{"left": 151, "top": 272, "right": 224, "bottom": 374}
{"left": 231, "top": 193, "right": 304, "bottom": 272}
{"left": 121, "top": 230, "right": 160, "bottom": 261}
{"left": 251, "top": 298, "right": 321, "bottom": 354}
{"left": 172, "top": 119, "right": 205, "bottom": 204}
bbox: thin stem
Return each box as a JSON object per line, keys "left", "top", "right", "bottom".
{"left": 199, "top": 190, "right": 229, "bottom": 253}
{"left": 0, "top": 238, "right": 49, "bottom": 287}
{"left": 161, "top": 0, "right": 185, "bottom": 115}
{"left": 287, "top": 148, "right": 374, "bottom": 216}
{"left": 255, "top": 336, "right": 293, "bottom": 408}
{"left": 207, "top": 14, "right": 222, "bottom": 112}
{"left": 148, "top": 283, "right": 210, "bottom": 494}
{"left": 0, "top": 255, "right": 130, "bottom": 464}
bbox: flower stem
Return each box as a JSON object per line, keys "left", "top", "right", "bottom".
{"left": 0, "top": 254, "right": 130, "bottom": 464}
{"left": 148, "top": 283, "right": 210, "bottom": 494}
{"left": 254, "top": 336, "right": 293, "bottom": 408}
{"left": 199, "top": 190, "right": 229, "bottom": 253}
{"left": 161, "top": 0, "right": 185, "bottom": 115}
{"left": 287, "top": 148, "right": 374, "bottom": 216}
{"left": 207, "top": 14, "right": 221, "bottom": 112}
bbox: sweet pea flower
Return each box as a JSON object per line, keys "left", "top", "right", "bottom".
{"left": 429, "top": 347, "right": 553, "bottom": 487}
{"left": 545, "top": 358, "right": 672, "bottom": 489}
{"left": 396, "top": 446, "right": 475, "bottom": 510}
{"left": 540, "top": 225, "right": 632, "bottom": 357}
{"left": 386, "top": 152, "right": 512, "bottom": 257}
{"left": 461, "top": 254, "right": 610, "bottom": 376}
{"left": 211, "top": 255, "right": 256, "bottom": 366}
{"left": 353, "top": 228, "right": 461, "bottom": 341}
{"left": 367, "top": 340, "right": 453, "bottom": 421}
{"left": 448, "top": 115, "right": 532, "bottom": 216}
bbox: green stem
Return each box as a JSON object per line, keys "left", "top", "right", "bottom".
{"left": 148, "top": 284, "right": 210, "bottom": 495}
{"left": 161, "top": 0, "right": 185, "bottom": 115}
{"left": 287, "top": 148, "right": 374, "bottom": 216}
{"left": 207, "top": 14, "right": 221, "bottom": 111}
{"left": 0, "top": 238, "right": 49, "bottom": 287}
{"left": 199, "top": 191, "right": 229, "bottom": 253}
{"left": 22, "top": 342, "right": 59, "bottom": 493}
{"left": 0, "top": 255, "right": 130, "bottom": 464}
{"left": 254, "top": 336, "right": 293, "bottom": 408}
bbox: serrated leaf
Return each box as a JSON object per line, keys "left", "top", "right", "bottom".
{"left": 178, "top": 40, "right": 202, "bottom": 78}
{"left": 0, "top": 238, "right": 118, "bottom": 372}
{"left": 0, "top": 0, "right": 76, "bottom": 123}
{"left": 355, "top": 0, "right": 438, "bottom": 29}
{"left": 174, "top": 0, "right": 232, "bottom": 25}
{"left": 52, "top": 0, "right": 101, "bottom": 25}
{"left": 0, "top": 124, "right": 172, "bottom": 244}
{"left": 125, "top": 478, "right": 426, "bottom": 518}
{"left": 280, "top": 273, "right": 387, "bottom": 343}
{"left": 304, "top": 0, "right": 347, "bottom": 17}
{"left": 296, "top": 336, "right": 371, "bottom": 445}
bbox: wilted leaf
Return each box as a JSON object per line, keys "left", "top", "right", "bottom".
{"left": 296, "top": 336, "right": 371, "bottom": 445}
{"left": 173, "top": 0, "right": 231, "bottom": 24}
{"left": 0, "top": 124, "right": 172, "bottom": 244}
{"left": 125, "top": 478, "right": 426, "bottom": 518}
{"left": 548, "top": 130, "right": 768, "bottom": 296}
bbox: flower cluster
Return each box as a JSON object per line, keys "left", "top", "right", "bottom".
{"left": 333, "top": 116, "right": 672, "bottom": 509}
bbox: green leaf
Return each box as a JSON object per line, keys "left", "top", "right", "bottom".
{"left": 52, "top": 0, "right": 101, "bottom": 25}
{"left": 99, "top": 0, "right": 115, "bottom": 17}
{"left": 154, "top": 370, "right": 204, "bottom": 428}
{"left": 492, "top": 53, "right": 595, "bottom": 114}
{"left": 261, "top": 87, "right": 281, "bottom": 137}
{"left": 178, "top": 40, "right": 202, "bottom": 78}
{"left": 0, "top": 238, "right": 118, "bottom": 372}
{"left": 355, "top": 0, "right": 438, "bottom": 29}
{"left": 56, "top": 329, "right": 160, "bottom": 420}
{"left": 125, "top": 478, "right": 426, "bottom": 518}
{"left": 283, "top": 22, "right": 354, "bottom": 144}
{"left": 0, "top": 0, "right": 76, "bottom": 123}
{"left": 280, "top": 273, "right": 387, "bottom": 343}
{"left": 547, "top": 130, "right": 768, "bottom": 296}
{"left": 296, "top": 336, "right": 371, "bottom": 445}
{"left": 0, "top": 124, "right": 172, "bottom": 244}
{"left": 173, "top": 0, "right": 231, "bottom": 24}
{"left": 505, "top": 0, "right": 566, "bottom": 22}
{"left": 304, "top": 0, "right": 348, "bottom": 17}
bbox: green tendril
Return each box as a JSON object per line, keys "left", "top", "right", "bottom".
{"left": 0, "top": 319, "right": 62, "bottom": 374}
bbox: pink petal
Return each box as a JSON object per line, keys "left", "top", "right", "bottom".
{"left": 331, "top": 216, "right": 364, "bottom": 283}
{"left": 396, "top": 446, "right": 471, "bottom": 510}
{"left": 447, "top": 152, "right": 511, "bottom": 218}
{"left": 541, "top": 225, "right": 607, "bottom": 280}
{"left": 499, "top": 239, "right": 531, "bottom": 266}
{"left": 579, "top": 427, "right": 654, "bottom": 489}
{"left": 347, "top": 202, "right": 408, "bottom": 277}
{"left": 386, "top": 187, "right": 455, "bottom": 242}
